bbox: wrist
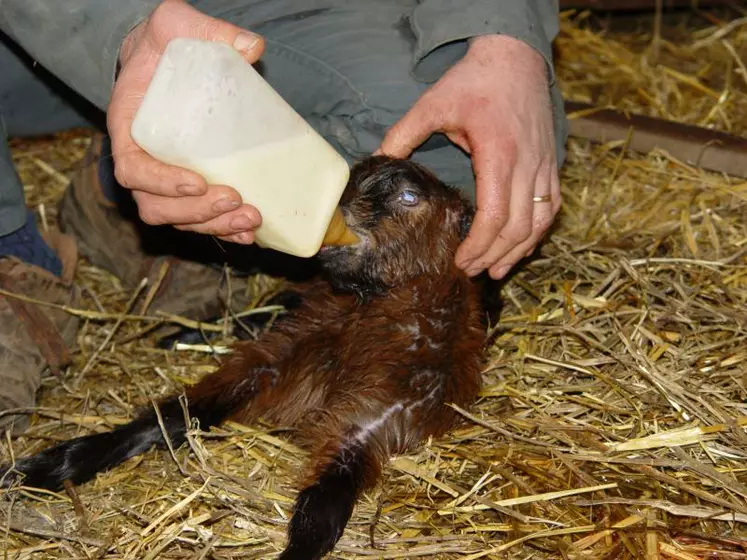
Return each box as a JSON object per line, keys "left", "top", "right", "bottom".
{"left": 467, "top": 34, "right": 547, "bottom": 78}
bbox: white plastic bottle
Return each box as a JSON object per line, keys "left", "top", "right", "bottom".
{"left": 130, "top": 38, "right": 357, "bottom": 258}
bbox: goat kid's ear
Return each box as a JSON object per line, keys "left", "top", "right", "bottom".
{"left": 458, "top": 199, "right": 475, "bottom": 242}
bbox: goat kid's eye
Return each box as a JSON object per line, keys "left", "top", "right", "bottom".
{"left": 397, "top": 189, "right": 420, "bottom": 207}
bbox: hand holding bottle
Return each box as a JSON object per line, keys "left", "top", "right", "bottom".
{"left": 109, "top": 0, "right": 265, "bottom": 244}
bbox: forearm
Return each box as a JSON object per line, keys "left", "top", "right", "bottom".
{"left": 0, "top": 0, "right": 161, "bottom": 111}
{"left": 410, "top": 0, "right": 560, "bottom": 84}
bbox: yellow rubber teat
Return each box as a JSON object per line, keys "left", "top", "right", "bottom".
{"left": 322, "top": 207, "right": 359, "bottom": 246}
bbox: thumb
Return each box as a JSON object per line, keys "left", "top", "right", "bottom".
{"left": 376, "top": 101, "right": 439, "bottom": 158}
{"left": 154, "top": 0, "right": 266, "bottom": 64}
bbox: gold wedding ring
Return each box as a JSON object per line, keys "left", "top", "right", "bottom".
{"left": 532, "top": 195, "right": 552, "bottom": 203}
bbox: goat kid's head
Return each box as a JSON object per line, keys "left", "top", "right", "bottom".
{"left": 318, "top": 156, "right": 474, "bottom": 296}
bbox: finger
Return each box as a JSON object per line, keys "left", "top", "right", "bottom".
{"left": 216, "top": 231, "right": 256, "bottom": 245}
{"left": 376, "top": 95, "right": 442, "bottom": 158}
{"left": 150, "top": 0, "right": 266, "bottom": 63}
{"left": 108, "top": 2, "right": 266, "bottom": 198}
{"left": 464, "top": 160, "right": 539, "bottom": 277}
{"left": 173, "top": 205, "right": 262, "bottom": 237}
{"left": 488, "top": 163, "right": 560, "bottom": 279}
{"left": 132, "top": 186, "right": 257, "bottom": 227}
{"left": 107, "top": 47, "right": 210, "bottom": 197}
{"left": 454, "top": 134, "right": 517, "bottom": 270}
{"left": 110, "top": 141, "right": 210, "bottom": 196}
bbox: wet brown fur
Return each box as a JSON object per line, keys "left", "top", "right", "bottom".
{"left": 2, "top": 156, "right": 489, "bottom": 560}
{"left": 185, "top": 156, "right": 486, "bottom": 492}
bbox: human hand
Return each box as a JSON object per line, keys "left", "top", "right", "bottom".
{"left": 378, "top": 34, "right": 560, "bottom": 279}
{"left": 109, "top": 0, "right": 265, "bottom": 244}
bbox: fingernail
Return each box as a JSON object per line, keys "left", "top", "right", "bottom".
{"left": 464, "top": 263, "right": 480, "bottom": 276}
{"left": 230, "top": 215, "right": 256, "bottom": 231}
{"left": 233, "top": 32, "right": 260, "bottom": 53}
{"left": 495, "top": 265, "right": 511, "bottom": 279}
{"left": 234, "top": 231, "right": 253, "bottom": 244}
{"left": 457, "top": 258, "right": 473, "bottom": 270}
{"left": 177, "top": 184, "right": 203, "bottom": 196}
{"left": 213, "top": 198, "right": 240, "bottom": 213}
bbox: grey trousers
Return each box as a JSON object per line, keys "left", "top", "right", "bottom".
{"left": 0, "top": 38, "right": 101, "bottom": 235}
{"left": 0, "top": 0, "right": 568, "bottom": 237}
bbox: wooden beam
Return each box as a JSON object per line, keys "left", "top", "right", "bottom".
{"left": 559, "top": 0, "right": 735, "bottom": 10}
{"left": 564, "top": 101, "right": 747, "bottom": 178}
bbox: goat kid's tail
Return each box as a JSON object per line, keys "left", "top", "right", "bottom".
{"left": 278, "top": 439, "right": 383, "bottom": 560}
{"left": 0, "top": 372, "right": 252, "bottom": 492}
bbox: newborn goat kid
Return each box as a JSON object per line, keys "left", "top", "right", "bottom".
{"left": 1, "top": 156, "right": 489, "bottom": 560}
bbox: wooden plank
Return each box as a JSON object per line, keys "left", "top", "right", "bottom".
{"left": 565, "top": 101, "right": 747, "bottom": 178}
{"left": 559, "top": 0, "right": 735, "bottom": 10}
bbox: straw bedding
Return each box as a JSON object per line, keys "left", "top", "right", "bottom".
{"left": 2, "top": 6, "right": 746, "bottom": 559}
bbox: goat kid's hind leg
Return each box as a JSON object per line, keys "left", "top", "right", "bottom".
{"left": 279, "top": 436, "right": 384, "bottom": 560}
{"left": 278, "top": 405, "right": 400, "bottom": 560}
{"left": 0, "top": 395, "right": 190, "bottom": 492}
{"left": 0, "top": 356, "right": 280, "bottom": 492}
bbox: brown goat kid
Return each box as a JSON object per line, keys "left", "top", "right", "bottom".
{"left": 1, "top": 156, "right": 493, "bottom": 560}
